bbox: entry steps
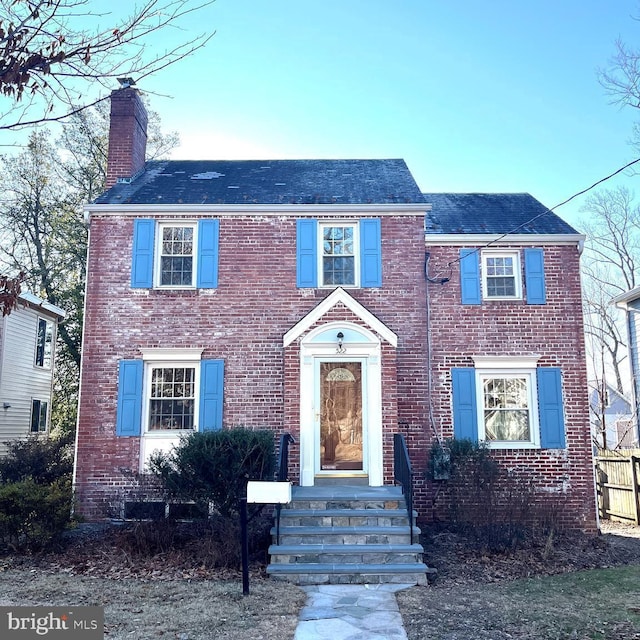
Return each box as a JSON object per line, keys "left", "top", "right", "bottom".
{"left": 266, "top": 484, "right": 428, "bottom": 585}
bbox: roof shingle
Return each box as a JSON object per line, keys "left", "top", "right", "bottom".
{"left": 424, "top": 193, "right": 579, "bottom": 235}
{"left": 95, "top": 159, "right": 426, "bottom": 205}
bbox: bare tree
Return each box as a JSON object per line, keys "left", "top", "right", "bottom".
{"left": 580, "top": 187, "right": 640, "bottom": 404}
{"left": 0, "top": 0, "right": 215, "bottom": 130}
{"left": 0, "top": 106, "right": 178, "bottom": 433}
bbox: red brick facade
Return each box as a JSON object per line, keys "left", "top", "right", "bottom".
{"left": 74, "top": 90, "right": 596, "bottom": 531}
{"left": 417, "top": 243, "right": 596, "bottom": 531}
{"left": 74, "top": 213, "right": 430, "bottom": 519}
{"left": 105, "top": 89, "right": 148, "bottom": 189}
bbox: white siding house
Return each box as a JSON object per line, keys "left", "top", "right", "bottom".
{"left": 0, "top": 292, "right": 65, "bottom": 455}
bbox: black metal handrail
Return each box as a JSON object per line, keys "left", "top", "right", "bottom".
{"left": 393, "top": 433, "right": 415, "bottom": 544}
{"left": 277, "top": 433, "right": 295, "bottom": 482}
{"left": 275, "top": 433, "right": 295, "bottom": 545}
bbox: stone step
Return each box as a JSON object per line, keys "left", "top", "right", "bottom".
{"left": 272, "top": 525, "right": 420, "bottom": 545}
{"left": 268, "top": 543, "right": 424, "bottom": 565}
{"left": 266, "top": 562, "right": 430, "bottom": 586}
{"left": 277, "top": 509, "right": 414, "bottom": 527}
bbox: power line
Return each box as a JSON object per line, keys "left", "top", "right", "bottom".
{"left": 438, "top": 156, "right": 640, "bottom": 272}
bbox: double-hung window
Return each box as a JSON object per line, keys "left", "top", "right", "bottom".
{"left": 148, "top": 366, "right": 196, "bottom": 430}
{"left": 459, "top": 248, "right": 546, "bottom": 305}
{"left": 481, "top": 251, "right": 521, "bottom": 300}
{"left": 451, "top": 357, "right": 565, "bottom": 449}
{"left": 35, "top": 318, "right": 53, "bottom": 368}
{"left": 131, "top": 219, "right": 219, "bottom": 289}
{"left": 321, "top": 223, "right": 357, "bottom": 286}
{"left": 478, "top": 371, "right": 536, "bottom": 446}
{"left": 116, "top": 353, "right": 224, "bottom": 437}
{"left": 297, "top": 218, "right": 382, "bottom": 288}
{"left": 158, "top": 224, "right": 195, "bottom": 287}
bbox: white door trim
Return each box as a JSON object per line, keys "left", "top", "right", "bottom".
{"left": 299, "top": 321, "right": 383, "bottom": 486}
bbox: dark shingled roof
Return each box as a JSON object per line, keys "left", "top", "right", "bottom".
{"left": 95, "top": 159, "right": 425, "bottom": 205}
{"left": 424, "top": 193, "right": 579, "bottom": 235}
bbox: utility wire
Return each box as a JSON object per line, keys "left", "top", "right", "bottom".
{"left": 436, "top": 156, "right": 640, "bottom": 273}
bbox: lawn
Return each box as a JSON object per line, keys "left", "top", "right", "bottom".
{"left": 398, "top": 564, "right": 640, "bottom": 640}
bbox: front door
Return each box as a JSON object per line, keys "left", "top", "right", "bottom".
{"left": 317, "top": 360, "right": 366, "bottom": 475}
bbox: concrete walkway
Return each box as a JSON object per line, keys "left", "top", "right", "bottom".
{"left": 294, "top": 584, "right": 412, "bottom": 640}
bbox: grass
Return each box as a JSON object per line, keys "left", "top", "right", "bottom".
{"left": 0, "top": 570, "right": 305, "bottom": 640}
{"left": 398, "top": 565, "right": 640, "bottom": 640}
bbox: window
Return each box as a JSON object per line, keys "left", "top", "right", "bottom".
{"left": 451, "top": 358, "right": 566, "bottom": 449}
{"left": 131, "top": 219, "right": 219, "bottom": 289}
{"left": 158, "top": 224, "right": 195, "bottom": 287}
{"left": 479, "top": 373, "right": 535, "bottom": 445}
{"left": 148, "top": 366, "right": 196, "bottom": 430}
{"left": 320, "top": 223, "right": 357, "bottom": 286}
{"left": 296, "top": 218, "right": 381, "bottom": 288}
{"left": 35, "top": 318, "right": 53, "bottom": 368}
{"left": 116, "top": 356, "right": 224, "bottom": 436}
{"left": 30, "top": 399, "right": 48, "bottom": 433}
{"left": 481, "top": 251, "right": 522, "bottom": 300}
{"left": 459, "top": 248, "right": 546, "bottom": 305}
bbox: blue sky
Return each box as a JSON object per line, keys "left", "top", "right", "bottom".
{"left": 32, "top": 2, "right": 640, "bottom": 227}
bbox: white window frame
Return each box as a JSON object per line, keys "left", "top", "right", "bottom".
{"left": 141, "top": 349, "right": 203, "bottom": 435}
{"left": 34, "top": 317, "right": 54, "bottom": 369}
{"left": 473, "top": 356, "right": 540, "bottom": 449}
{"left": 481, "top": 250, "right": 522, "bottom": 300}
{"left": 318, "top": 221, "right": 360, "bottom": 288}
{"left": 155, "top": 221, "right": 198, "bottom": 289}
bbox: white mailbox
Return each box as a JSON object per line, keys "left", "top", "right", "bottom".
{"left": 246, "top": 481, "right": 292, "bottom": 504}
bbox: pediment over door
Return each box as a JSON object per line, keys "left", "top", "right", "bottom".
{"left": 283, "top": 287, "right": 397, "bottom": 348}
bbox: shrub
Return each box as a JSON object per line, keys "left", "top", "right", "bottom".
{"left": 0, "top": 478, "right": 73, "bottom": 551}
{"left": 149, "top": 428, "right": 276, "bottom": 517}
{"left": 0, "top": 435, "right": 74, "bottom": 485}
{"left": 430, "top": 438, "right": 540, "bottom": 552}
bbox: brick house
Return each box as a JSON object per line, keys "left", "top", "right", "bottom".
{"left": 73, "top": 89, "right": 596, "bottom": 542}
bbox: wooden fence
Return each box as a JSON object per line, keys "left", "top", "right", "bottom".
{"left": 595, "top": 449, "right": 640, "bottom": 524}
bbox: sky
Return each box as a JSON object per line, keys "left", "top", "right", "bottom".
{"left": 12, "top": 1, "right": 640, "bottom": 229}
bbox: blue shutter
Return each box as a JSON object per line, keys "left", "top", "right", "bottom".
{"left": 360, "top": 218, "right": 382, "bottom": 287}
{"left": 538, "top": 367, "right": 566, "bottom": 448}
{"left": 199, "top": 359, "right": 224, "bottom": 431}
{"left": 296, "top": 219, "right": 317, "bottom": 288}
{"left": 131, "top": 219, "right": 155, "bottom": 288}
{"left": 525, "top": 248, "right": 546, "bottom": 304}
{"left": 460, "top": 249, "right": 481, "bottom": 305}
{"left": 451, "top": 368, "right": 478, "bottom": 442}
{"left": 116, "top": 360, "right": 143, "bottom": 436}
{"left": 197, "top": 219, "right": 219, "bottom": 288}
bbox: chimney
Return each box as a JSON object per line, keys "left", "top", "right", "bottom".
{"left": 105, "top": 87, "right": 148, "bottom": 189}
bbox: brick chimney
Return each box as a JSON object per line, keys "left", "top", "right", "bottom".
{"left": 105, "top": 87, "right": 148, "bottom": 189}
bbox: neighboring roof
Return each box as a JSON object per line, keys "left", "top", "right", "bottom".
{"left": 612, "top": 285, "right": 640, "bottom": 307}
{"left": 94, "top": 159, "right": 426, "bottom": 206}
{"left": 18, "top": 292, "right": 66, "bottom": 319}
{"left": 423, "top": 193, "right": 579, "bottom": 235}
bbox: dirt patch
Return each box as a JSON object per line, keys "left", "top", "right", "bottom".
{"left": 398, "top": 521, "right": 640, "bottom": 640}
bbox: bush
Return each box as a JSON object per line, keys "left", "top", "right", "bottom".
{"left": 0, "top": 435, "right": 74, "bottom": 485}
{"left": 0, "top": 435, "right": 75, "bottom": 552}
{"left": 0, "top": 478, "right": 73, "bottom": 551}
{"left": 149, "top": 428, "right": 276, "bottom": 517}
{"left": 430, "top": 438, "right": 539, "bottom": 552}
